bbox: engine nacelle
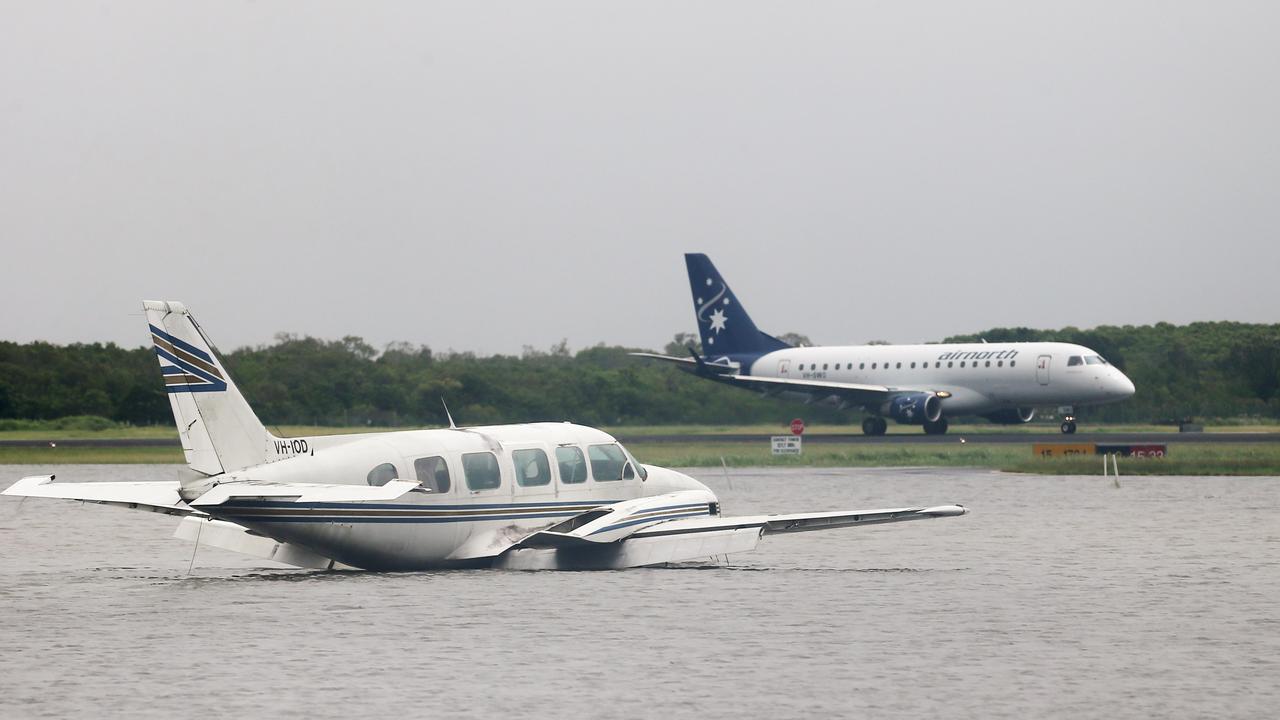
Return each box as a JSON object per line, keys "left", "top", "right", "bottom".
{"left": 884, "top": 393, "right": 943, "bottom": 424}
{"left": 984, "top": 407, "right": 1036, "bottom": 424}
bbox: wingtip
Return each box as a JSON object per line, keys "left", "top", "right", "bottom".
{"left": 921, "top": 504, "right": 969, "bottom": 517}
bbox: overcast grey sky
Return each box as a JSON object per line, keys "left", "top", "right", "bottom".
{"left": 2, "top": 2, "right": 1277, "bottom": 354}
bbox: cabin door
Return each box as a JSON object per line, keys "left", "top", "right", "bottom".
{"left": 1036, "top": 355, "right": 1051, "bottom": 385}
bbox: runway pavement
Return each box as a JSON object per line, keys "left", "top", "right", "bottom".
{"left": 4, "top": 431, "right": 1276, "bottom": 448}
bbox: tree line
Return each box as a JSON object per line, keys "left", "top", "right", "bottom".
{"left": 0, "top": 321, "right": 1276, "bottom": 427}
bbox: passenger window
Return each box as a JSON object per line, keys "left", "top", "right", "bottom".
{"left": 367, "top": 462, "right": 399, "bottom": 487}
{"left": 462, "top": 452, "right": 501, "bottom": 491}
{"left": 1010, "top": 360, "right": 1017, "bottom": 367}
{"left": 872, "top": 363, "right": 877, "bottom": 369}
{"left": 556, "top": 446, "right": 588, "bottom": 484}
{"left": 823, "top": 363, "right": 829, "bottom": 370}
{"left": 985, "top": 360, "right": 991, "bottom": 367}
{"left": 859, "top": 363, "right": 865, "bottom": 370}
{"left": 413, "top": 456, "right": 451, "bottom": 493}
{"left": 998, "top": 360, "right": 1004, "bottom": 367}
{"left": 589, "top": 443, "right": 628, "bottom": 481}
{"left": 1068, "top": 356, "right": 1084, "bottom": 366}
{"left": 947, "top": 361, "right": 953, "bottom": 368}
{"left": 513, "top": 448, "right": 552, "bottom": 487}
{"left": 960, "top": 361, "right": 966, "bottom": 368}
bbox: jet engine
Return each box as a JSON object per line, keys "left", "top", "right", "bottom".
{"left": 885, "top": 393, "right": 943, "bottom": 424}
{"left": 983, "top": 407, "right": 1036, "bottom": 424}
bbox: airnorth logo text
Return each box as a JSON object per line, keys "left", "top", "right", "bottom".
{"left": 937, "top": 349, "right": 1020, "bottom": 361}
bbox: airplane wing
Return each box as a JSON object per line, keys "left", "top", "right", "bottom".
{"left": 630, "top": 351, "right": 940, "bottom": 408}
{"left": 494, "top": 490, "right": 968, "bottom": 570}
{"left": 2, "top": 475, "right": 192, "bottom": 517}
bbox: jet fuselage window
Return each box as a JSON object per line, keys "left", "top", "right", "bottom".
{"left": 872, "top": 363, "right": 877, "bottom": 369}
{"left": 998, "top": 360, "right": 1004, "bottom": 367}
{"left": 513, "top": 448, "right": 552, "bottom": 487}
{"left": 556, "top": 446, "right": 588, "bottom": 484}
{"left": 413, "top": 456, "right": 451, "bottom": 493}
{"left": 960, "top": 361, "right": 966, "bottom": 368}
{"left": 462, "top": 452, "right": 502, "bottom": 491}
{"left": 1011, "top": 360, "right": 1016, "bottom": 367}
{"left": 985, "top": 360, "right": 991, "bottom": 367}
{"left": 947, "top": 361, "right": 953, "bottom": 368}
{"left": 366, "top": 463, "right": 399, "bottom": 487}
{"left": 1068, "top": 356, "right": 1084, "bottom": 366}
{"left": 823, "top": 363, "right": 828, "bottom": 370}
{"left": 589, "top": 443, "right": 629, "bottom": 481}
{"left": 860, "top": 363, "right": 865, "bottom": 370}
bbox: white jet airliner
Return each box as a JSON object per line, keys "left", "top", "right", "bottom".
{"left": 633, "top": 254, "right": 1135, "bottom": 435}
{"left": 3, "top": 301, "right": 967, "bottom": 571}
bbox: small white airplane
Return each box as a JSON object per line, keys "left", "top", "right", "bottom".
{"left": 633, "top": 254, "right": 1136, "bottom": 435}
{"left": 3, "top": 301, "right": 967, "bottom": 571}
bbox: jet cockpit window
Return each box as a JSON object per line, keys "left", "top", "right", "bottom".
{"left": 556, "top": 446, "right": 588, "bottom": 484}
{"left": 413, "top": 456, "right": 451, "bottom": 493}
{"left": 1068, "top": 356, "right": 1084, "bottom": 366}
{"left": 366, "top": 462, "right": 399, "bottom": 487}
{"left": 462, "top": 452, "right": 502, "bottom": 491}
{"left": 513, "top": 448, "right": 552, "bottom": 487}
{"left": 588, "top": 443, "right": 629, "bottom": 481}
{"left": 1085, "top": 356, "right": 1106, "bottom": 365}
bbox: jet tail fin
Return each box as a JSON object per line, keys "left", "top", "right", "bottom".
{"left": 684, "top": 253, "right": 790, "bottom": 357}
{"left": 144, "top": 301, "right": 279, "bottom": 476}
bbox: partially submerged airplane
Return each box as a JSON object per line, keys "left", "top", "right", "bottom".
{"left": 633, "top": 254, "right": 1136, "bottom": 435}
{"left": 3, "top": 301, "right": 967, "bottom": 571}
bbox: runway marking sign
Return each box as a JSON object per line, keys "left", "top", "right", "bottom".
{"left": 772, "top": 435, "right": 803, "bottom": 455}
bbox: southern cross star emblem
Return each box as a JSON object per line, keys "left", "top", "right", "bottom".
{"left": 709, "top": 308, "right": 728, "bottom": 334}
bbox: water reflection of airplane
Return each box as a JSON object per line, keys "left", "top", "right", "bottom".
{"left": 3, "top": 301, "right": 967, "bottom": 571}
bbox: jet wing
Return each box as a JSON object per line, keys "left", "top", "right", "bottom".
{"left": 2, "top": 475, "right": 192, "bottom": 517}
{"left": 629, "top": 352, "right": 936, "bottom": 407}
{"left": 718, "top": 373, "right": 894, "bottom": 405}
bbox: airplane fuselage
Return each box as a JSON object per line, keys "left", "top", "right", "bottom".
{"left": 732, "top": 341, "right": 1135, "bottom": 416}
{"left": 188, "top": 423, "right": 712, "bottom": 570}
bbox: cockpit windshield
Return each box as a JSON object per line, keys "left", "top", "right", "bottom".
{"left": 1085, "top": 356, "right": 1107, "bottom": 365}
{"left": 1068, "top": 356, "right": 1084, "bottom": 366}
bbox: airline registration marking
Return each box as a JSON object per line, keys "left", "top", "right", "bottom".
{"left": 275, "top": 439, "right": 310, "bottom": 456}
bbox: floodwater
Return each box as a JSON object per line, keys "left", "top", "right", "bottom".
{"left": 1, "top": 465, "right": 1277, "bottom": 719}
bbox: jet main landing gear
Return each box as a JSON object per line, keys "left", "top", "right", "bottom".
{"left": 861, "top": 417, "right": 888, "bottom": 436}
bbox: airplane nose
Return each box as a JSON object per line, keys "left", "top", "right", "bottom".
{"left": 1115, "top": 372, "right": 1136, "bottom": 398}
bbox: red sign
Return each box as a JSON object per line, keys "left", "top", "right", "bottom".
{"left": 790, "top": 418, "right": 805, "bottom": 436}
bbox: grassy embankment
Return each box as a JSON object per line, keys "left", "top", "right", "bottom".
{"left": 2, "top": 420, "right": 1279, "bottom": 475}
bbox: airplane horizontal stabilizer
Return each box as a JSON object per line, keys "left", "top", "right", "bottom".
{"left": 189, "top": 480, "right": 422, "bottom": 506}
{"left": 2, "top": 475, "right": 191, "bottom": 517}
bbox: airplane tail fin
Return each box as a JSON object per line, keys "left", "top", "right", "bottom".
{"left": 684, "top": 253, "right": 790, "bottom": 357}
{"left": 143, "top": 301, "right": 278, "bottom": 476}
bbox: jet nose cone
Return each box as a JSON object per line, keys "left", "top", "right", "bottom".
{"left": 1115, "top": 372, "right": 1136, "bottom": 398}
